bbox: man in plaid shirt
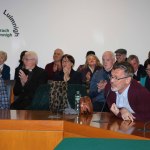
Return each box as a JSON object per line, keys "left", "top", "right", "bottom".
{"left": 0, "top": 77, "right": 9, "bottom": 109}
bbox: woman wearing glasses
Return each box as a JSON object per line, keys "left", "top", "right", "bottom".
{"left": 53, "top": 54, "right": 82, "bottom": 84}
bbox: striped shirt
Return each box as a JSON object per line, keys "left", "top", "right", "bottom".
{"left": 0, "top": 78, "right": 9, "bottom": 109}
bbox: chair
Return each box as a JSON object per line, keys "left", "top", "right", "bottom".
{"left": 28, "top": 83, "right": 87, "bottom": 110}
{"left": 5, "top": 80, "right": 15, "bottom": 104}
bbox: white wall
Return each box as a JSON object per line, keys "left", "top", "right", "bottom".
{"left": 0, "top": 0, "right": 150, "bottom": 79}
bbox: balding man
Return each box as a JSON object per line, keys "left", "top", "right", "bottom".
{"left": 45, "top": 48, "right": 64, "bottom": 80}
{"left": 89, "top": 51, "right": 115, "bottom": 112}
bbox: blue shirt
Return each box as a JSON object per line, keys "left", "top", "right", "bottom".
{"left": 115, "top": 85, "right": 134, "bottom": 113}
{"left": 0, "top": 78, "right": 10, "bottom": 109}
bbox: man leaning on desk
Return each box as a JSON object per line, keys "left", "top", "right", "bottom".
{"left": 81, "top": 61, "right": 150, "bottom": 122}
{"left": 105, "top": 61, "right": 150, "bottom": 122}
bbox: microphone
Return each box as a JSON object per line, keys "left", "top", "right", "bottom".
{"left": 100, "top": 89, "right": 110, "bottom": 112}
{"left": 92, "top": 89, "right": 111, "bottom": 123}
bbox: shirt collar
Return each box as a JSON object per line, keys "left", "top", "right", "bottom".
{"left": 134, "top": 70, "right": 138, "bottom": 76}
{"left": 115, "top": 84, "right": 130, "bottom": 97}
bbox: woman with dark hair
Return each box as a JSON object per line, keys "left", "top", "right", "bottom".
{"left": 14, "top": 51, "right": 27, "bottom": 80}
{"left": 53, "top": 54, "right": 82, "bottom": 84}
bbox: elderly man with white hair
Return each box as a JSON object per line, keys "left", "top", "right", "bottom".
{"left": 89, "top": 51, "right": 115, "bottom": 112}
{"left": 10, "top": 51, "right": 48, "bottom": 109}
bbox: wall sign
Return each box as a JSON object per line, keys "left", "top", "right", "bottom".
{"left": 0, "top": 9, "right": 19, "bottom": 37}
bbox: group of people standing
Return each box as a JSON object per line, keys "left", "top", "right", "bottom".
{"left": 0, "top": 49, "right": 150, "bottom": 121}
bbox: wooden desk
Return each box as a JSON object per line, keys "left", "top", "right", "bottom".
{"left": 0, "top": 110, "right": 149, "bottom": 150}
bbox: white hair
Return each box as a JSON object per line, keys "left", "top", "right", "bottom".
{"left": 24, "top": 51, "right": 38, "bottom": 64}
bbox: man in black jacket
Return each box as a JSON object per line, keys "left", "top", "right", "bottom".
{"left": 10, "top": 51, "right": 48, "bottom": 109}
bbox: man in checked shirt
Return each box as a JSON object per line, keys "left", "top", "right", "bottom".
{"left": 0, "top": 77, "right": 9, "bottom": 109}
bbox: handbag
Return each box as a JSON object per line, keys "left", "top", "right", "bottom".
{"left": 80, "top": 96, "right": 93, "bottom": 114}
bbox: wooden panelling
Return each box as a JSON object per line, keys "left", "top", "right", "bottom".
{"left": 0, "top": 120, "right": 64, "bottom": 131}
{"left": 0, "top": 130, "right": 63, "bottom": 150}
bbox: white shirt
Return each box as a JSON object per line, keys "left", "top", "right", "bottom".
{"left": 116, "top": 85, "right": 135, "bottom": 113}
{"left": 134, "top": 70, "right": 138, "bottom": 76}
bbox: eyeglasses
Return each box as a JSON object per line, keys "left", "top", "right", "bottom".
{"left": 109, "top": 75, "right": 131, "bottom": 81}
{"left": 62, "top": 60, "right": 70, "bottom": 63}
{"left": 24, "top": 58, "right": 35, "bottom": 61}
{"left": 116, "top": 54, "right": 122, "bottom": 57}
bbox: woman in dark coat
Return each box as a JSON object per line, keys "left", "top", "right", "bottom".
{"left": 53, "top": 54, "right": 82, "bottom": 84}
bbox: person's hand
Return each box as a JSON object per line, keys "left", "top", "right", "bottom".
{"left": 110, "top": 103, "right": 119, "bottom": 116}
{"left": 97, "top": 80, "right": 107, "bottom": 92}
{"left": 120, "top": 108, "right": 135, "bottom": 122}
{"left": 63, "top": 67, "right": 70, "bottom": 75}
{"left": 19, "top": 69, "right": 28, "bottom": 86}
{"left": 86, "top": 72, "right": 91, "bottom": 82}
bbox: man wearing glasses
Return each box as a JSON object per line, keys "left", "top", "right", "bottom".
{"left": 105, "top": 62, "right": 150, "bottom": 122}
{"left": 11, "top": 51, "right": 48, "bottom": 109}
